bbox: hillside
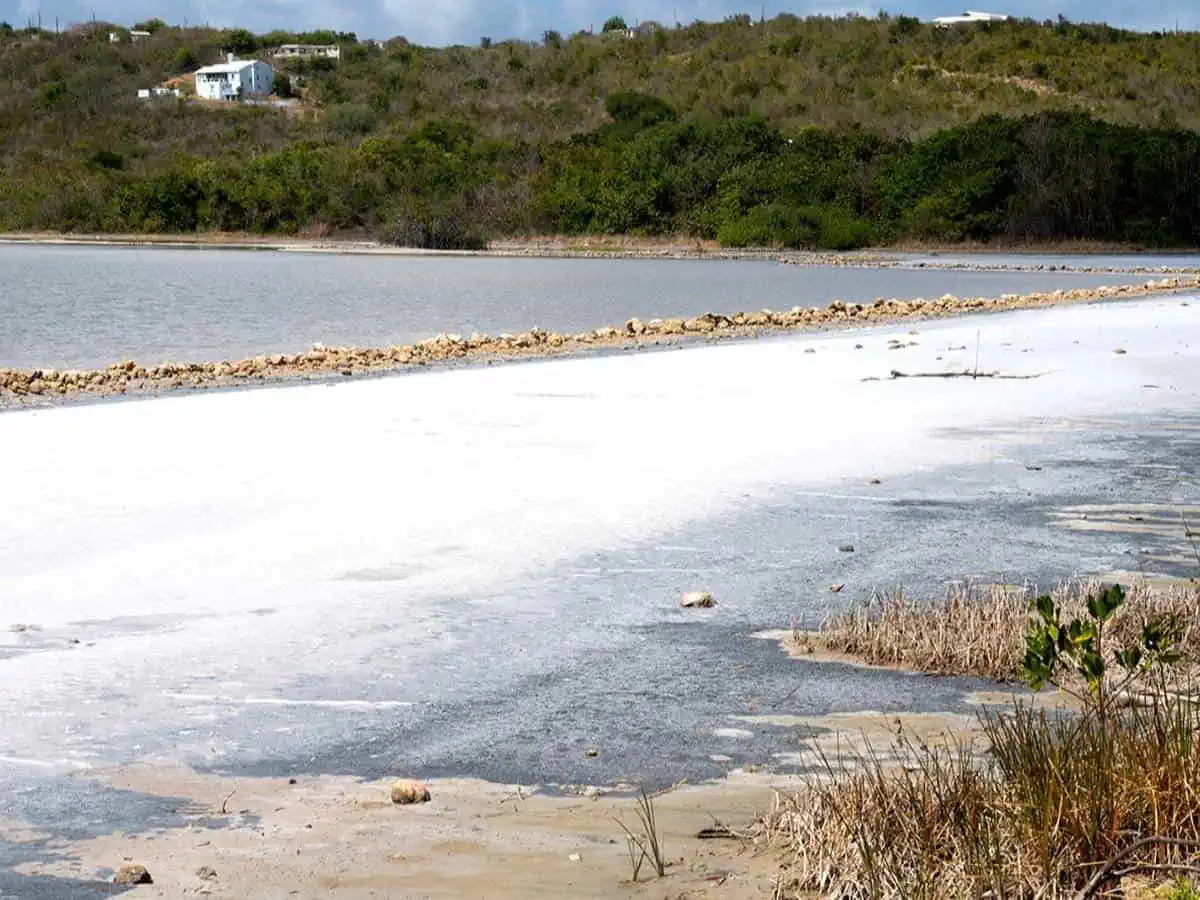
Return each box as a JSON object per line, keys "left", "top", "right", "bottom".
{"left": 2, "top": 15, "right": 1200, "bottom": 247}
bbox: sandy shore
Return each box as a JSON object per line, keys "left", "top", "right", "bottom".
{"left": 3, "top": 627, "right": 1017, "bottom": 899}
{"left": 0, "top": 631, "right": 1046, "bottom": 898}
{"left": 10, "top": 767, "right": 787, "bottom": 898}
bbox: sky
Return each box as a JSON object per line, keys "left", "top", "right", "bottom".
{"left": 1, "top": 0, "right": 1195, "bottom": 45}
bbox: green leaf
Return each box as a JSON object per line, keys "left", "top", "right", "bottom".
{"left": 1035, "top": 594, "right": 1055, "bottom": 624}
{"left": 1115, "top": 647, "right": 1143, "bottom": 672}
{"left": 1081, "top": 652, "right": 1106, "bottom": 684}
{"left": 1087, "top": 583, "right": 1125, "bottom": 622}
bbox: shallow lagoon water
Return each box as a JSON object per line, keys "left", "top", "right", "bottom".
{"left": 0, "top": 244, "right": 1154, "bottom": 369}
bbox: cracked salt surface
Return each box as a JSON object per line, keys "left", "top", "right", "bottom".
{"left": 0, "top": 297, "right": 1196, "bottom": 841}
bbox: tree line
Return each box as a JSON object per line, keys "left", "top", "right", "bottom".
{"left": 2, "top": 100, "right": 1198, "bottom": 249}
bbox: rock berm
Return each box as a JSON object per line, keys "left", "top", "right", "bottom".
{"left": 1, "top": 278, "right": 1193, "bottom": 407}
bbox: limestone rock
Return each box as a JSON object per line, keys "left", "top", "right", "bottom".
{"left": 113, "top": 864, "right": 153, "bottom": 885}
{"left": 390, "top": 779, "right": 431, "bottom": 805}
{"left": 681, "top": 591, "right": 716, "bottom": 609}
{"left": 196, "top": 866, "right": 218, "bottom": 881}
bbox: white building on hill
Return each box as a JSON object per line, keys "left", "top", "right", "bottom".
{"left": 932, "top": 9, "right": 1010, "bottom": 25}
{"left": 271, "top": 44, "right": 340, "bottom": 60}
{"left": 194, "top": 55, "right": 274, "bottom": 101}
{"left": 137, "top": 86, "right": 180, "bottom": 99}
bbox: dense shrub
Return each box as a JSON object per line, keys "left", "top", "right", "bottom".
{"left": 388, "top": 204, "right": 487, "bottom": 250}
{"left": 3, "top": 108, "right": 1197, "bottom": 249}
{"left": 717, "top": 204, "right": 872, "bottom": 250}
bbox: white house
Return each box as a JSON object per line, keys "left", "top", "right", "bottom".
{"left": 194, "top": 55, "right": 275, "bottom": 101}
{"left": 271, "top": 43, "right": 340, "bottom": 60}
{"left": 932, "top": 10, "right": 1010, "bottom": 26}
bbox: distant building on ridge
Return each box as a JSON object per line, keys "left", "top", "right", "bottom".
{"left": 271, "top": 44, "right": 341, "bottom": 61}
{"left": 932, "top": 10, "right": 1010, "bottom": 26}
{"left": 109, "top": 28, "right": 151, "bottom": 42}
{"left": 137, "top": 86, "right": 180, "bottom": 99}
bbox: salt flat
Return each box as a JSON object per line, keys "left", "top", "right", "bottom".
{"left": 0, "top": 296, "right": 1196, "bottom": 789}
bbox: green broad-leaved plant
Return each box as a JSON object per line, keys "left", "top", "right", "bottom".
{"left": 1022, "top": 583, "right": 1181, "bottom": 723}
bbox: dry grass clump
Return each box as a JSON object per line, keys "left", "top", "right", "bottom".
{"left": 761, "top": 579, "right": 1200, "bottom": 898}
{"left": 755, "top": 695, "right": 1200, "bottom": 899}
{"left": 810, "top": 581, "right": 1200, "bottom": 680}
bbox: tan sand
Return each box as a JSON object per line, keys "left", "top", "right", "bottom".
{"left": 16, "top": 766, "right": 793, "bottom": 899}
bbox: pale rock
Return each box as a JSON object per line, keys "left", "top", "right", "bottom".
{"left": 680, "top": 591, "right": 716, "bottom": 609}
{"left": 113, "top": 864, "right": 153, "bottom": 885}
{"left": 391, "top": 779, "right": 431, "bottom": 805}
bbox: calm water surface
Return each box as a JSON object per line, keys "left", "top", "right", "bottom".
{"left": 0, "top": 244, "right": 1157, "bottom": 369}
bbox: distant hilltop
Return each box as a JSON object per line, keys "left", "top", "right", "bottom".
{"left": 3, "top": 11, "right": 1196, "bottom": 140}
{"left": 1, "top": 12, "right": 1199, "bottom": 247}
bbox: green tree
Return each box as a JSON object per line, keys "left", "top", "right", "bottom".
{"left": 88, "top": 149, "right": 124, "bottom": 170}
{"left": 37, "top": 81, "right": 67, "bottom": 111}
{"left": 225, "top": 28, "right": 257, "bottom": 55}
{"left": 604, "top": 91, "right": 676, "bottom": 130}
{"left": 602, "top": 16, "right": 629, "bottom": 33}
{"left": 173, "top": 47, "right": 198, "bottom": 72}
{"left": 297, "top": 30, "right": 337, "bottom": 44}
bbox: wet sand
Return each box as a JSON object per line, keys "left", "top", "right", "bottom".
{"left": 11, "top": 767, "right": 790, "bottom": 899}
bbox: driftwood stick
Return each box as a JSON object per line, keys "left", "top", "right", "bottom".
{"left": 885, "top": 369, "right": 1050, "bottom": 381}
